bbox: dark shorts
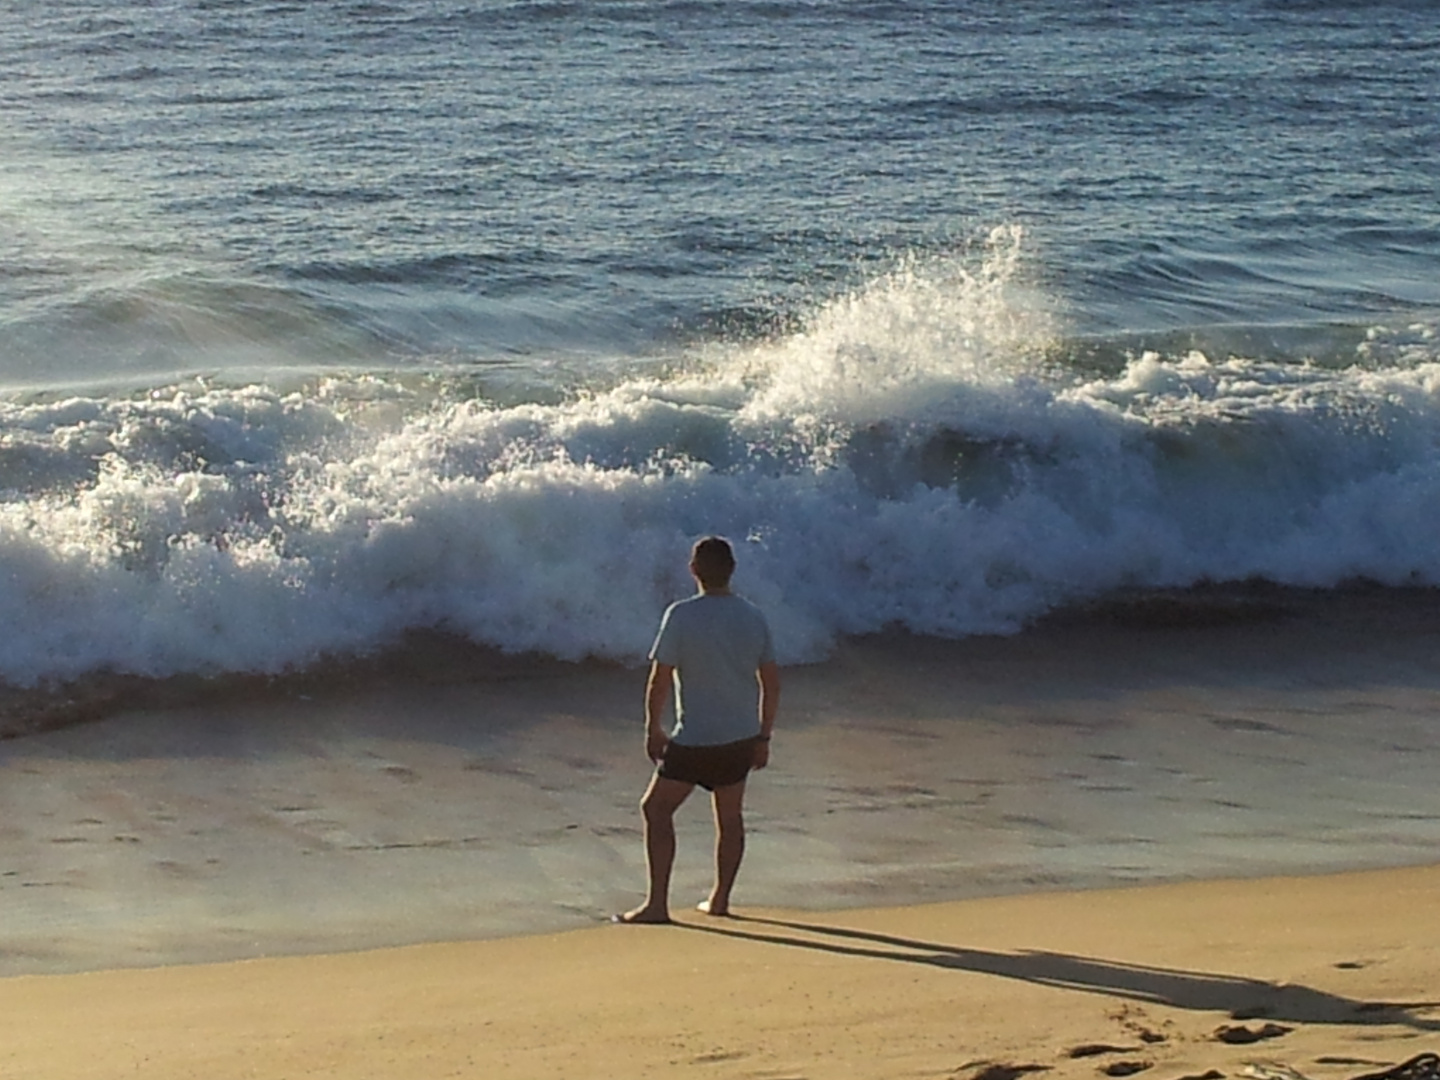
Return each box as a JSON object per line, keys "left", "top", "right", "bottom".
{"left": 658, "top": 736, "right": 760, "bottom": 791}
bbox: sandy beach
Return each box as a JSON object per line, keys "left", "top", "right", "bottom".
{"left": 4, "top": 585, "right": 1440, "bottom": 974}
{"left": 1, "top": 586, "right": 1438, "bottom": 1075}
{"left": 2, "top": 865, "right": 1437, "bottom": 1079}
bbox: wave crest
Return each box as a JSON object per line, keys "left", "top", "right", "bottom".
{"left": 3, "top": 243, "right": 1440, "bottom": 687}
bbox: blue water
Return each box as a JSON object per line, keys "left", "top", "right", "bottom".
{"left": 2, "top": 0, "right": 1439, "bottom": 686}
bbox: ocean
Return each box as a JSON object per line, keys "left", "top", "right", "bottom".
{"left": 3, "top": 0, "right": 1439, "bottom": 691}
{"left": 7, "top": 1, "right": 1440, "bottom": 972}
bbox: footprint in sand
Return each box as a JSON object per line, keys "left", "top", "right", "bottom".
{"left": 1112, "top": 1004, "right": 1171, "bottom": 1045}
{"left": 1241, "top": 1062, "right": 1310, "bottom": 1080}
{"left": 1069, "top": 1045, "right": 1140, "bottom": 1059}
{"left": 1315, "top": 1058, "right": 1388, "bottom": 1067}
{"left": 1214, "top": 1024, "right": 1292, "bottom": 1045}
{"left": 1101, "top": 1063, "right": 1153, "bottom": 1077}
{"left": 967, "top": 1063, "right": 1052, "bottom": 1080}
{"left": 689, "top": 1050, "right": 744, "bottom": 1064}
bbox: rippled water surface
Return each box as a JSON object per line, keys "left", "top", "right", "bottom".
{"left": 2, "top": 0, "right": 1439, "bottom": 685}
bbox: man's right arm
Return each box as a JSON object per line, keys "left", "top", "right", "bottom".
{"left": 644, "top": 661, "right": 674, "bottom": 763}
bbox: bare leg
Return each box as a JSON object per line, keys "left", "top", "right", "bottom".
{"left": 617, "top": 774, "right": 693, "bottom": 924}
{"left": 698, "top": 779, "right": 745, "bottom": 916}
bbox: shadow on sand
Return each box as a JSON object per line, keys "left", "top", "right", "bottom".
{"left": 682, "top": 915, "right": 1440, "bottom": 1032}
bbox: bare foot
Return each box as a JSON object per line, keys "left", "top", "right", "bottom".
{"left": 696, "top": 899, "right": 730, "bottom": 917}
{"left": 612, "top": 906, "right": 671, "bottom": 924}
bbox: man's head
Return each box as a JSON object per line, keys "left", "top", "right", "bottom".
{"left": 689, "top": 535, "right": 736, "bottom": 591}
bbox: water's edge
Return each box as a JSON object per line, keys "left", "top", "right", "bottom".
{"left": 8, "top": 578, "right": 1437, "bottom": 740}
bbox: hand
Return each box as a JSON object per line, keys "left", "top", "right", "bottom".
{"left": 645, "top": 727, "right": 669, "bottom": 764}
{"left": 751, "top": 738, "right": 770, "bottom": 770}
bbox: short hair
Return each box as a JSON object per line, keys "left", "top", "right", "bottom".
{"left": 690, "top": 535, "right": 736, "bottom": 589}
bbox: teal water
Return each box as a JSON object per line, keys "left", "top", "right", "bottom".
{"left": 1, "top": 0, "right": 1439, "bottom": 686}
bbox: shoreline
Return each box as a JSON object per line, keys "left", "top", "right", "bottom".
{"left": 3, "top": 864, "right": 1438, "bottom": 1079}
{"left": 2, "top": 581, "right": 1439, "bottom": 976}
{"left": 5, "top": 579, "right": 1440, "bottom": 740}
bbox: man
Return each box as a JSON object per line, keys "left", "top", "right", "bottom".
{"left": 616, "top": 536, "right": 780, "bottom": 924}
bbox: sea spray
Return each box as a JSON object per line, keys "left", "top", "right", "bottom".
{"left": 741, "top": 225, "right": 1053, "bottom": 426}
{"left": 3, "top": 238, "right": 1440, "bottom": 687}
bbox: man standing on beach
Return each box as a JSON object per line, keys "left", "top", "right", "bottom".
{"left": 617, "top": 536, "right": 781, "bottom": 924}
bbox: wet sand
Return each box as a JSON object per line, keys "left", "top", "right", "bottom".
{"left": 2, "top": 584, "right": 1439, "bottom": 976}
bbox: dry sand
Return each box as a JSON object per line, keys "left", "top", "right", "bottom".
{"left": 1, "top": 865, "right": 1437, "bottom": 1079}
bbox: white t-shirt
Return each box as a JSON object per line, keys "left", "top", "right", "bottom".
{"left": 649, "top": 592, "right": 775, "bottom": 746}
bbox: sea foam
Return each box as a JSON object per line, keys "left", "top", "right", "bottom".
{"left": 3, "top": 234, "right": 1440, "bottom": 687}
